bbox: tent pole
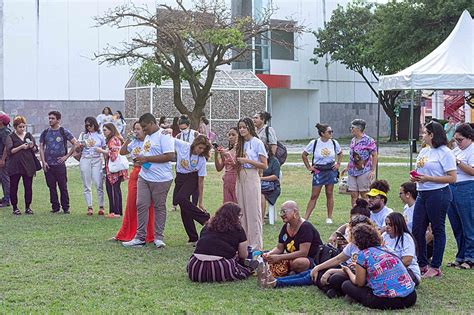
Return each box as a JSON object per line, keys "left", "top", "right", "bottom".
{"left": 409, "top": 91, "right": 414, "bottom": 170}
{"left": 376, "top": 91, "right": 382, "bottom": 179}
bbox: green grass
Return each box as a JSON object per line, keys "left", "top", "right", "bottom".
{"left": 1, "top": 166, "right": 473, "bottom": 313}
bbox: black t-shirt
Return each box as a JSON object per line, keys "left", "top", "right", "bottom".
{"left": 278, "top": 221, "right": 322, "bottom": 258}
{"left": 194, "top": 225, "right": 247, "bottom": 259}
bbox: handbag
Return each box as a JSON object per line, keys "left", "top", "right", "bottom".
{"left": 314, "top": 244, "right": 341, "bottom": 265}
{"left": 261, "top": 180, "right": 276, "bottom": 193}
{"left": 108, "top": 154, "right": 129, "bottom": 173}
{"left": 32, "top": 152, "right": 42, "bottom": 171}
{"left": 338, "top": 176, "right": 351, "bottom": 195}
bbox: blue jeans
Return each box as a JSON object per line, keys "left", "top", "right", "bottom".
{"left": 448, "top": 181, "right": 474, "bottom": 263}
{"left": 413, "top": 186, "right": 452, "bottom": 269}
{"left": 275, "top": 270, "right": 313, "bottom": 287}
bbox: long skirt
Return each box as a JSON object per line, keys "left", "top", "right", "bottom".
{"left": 187, "top": 254, "right": 252, "bottom": 282}
{"left": 115, "top": 166, "right": 155, "bottom": 242}
{"left": 223, "top": 171, "right": 237, "bottom": 203}
{"left": 236, "top": 168, "right": 263, "bottom": 250}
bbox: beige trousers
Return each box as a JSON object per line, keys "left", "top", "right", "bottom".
{"left": 236, "top": 168, "right": 263, "bottom": 250}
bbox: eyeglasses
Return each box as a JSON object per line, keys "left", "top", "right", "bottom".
{"left": 327, "top": 130, "right": 334, "bottom": 134}
{"left": 368, "top": 195, "right": 381, "bottom": 200}
{"left": 280, "top": 208, "right": 293, "bottom": 215}
{"left": 455, "top": 137, "right": 466, "bottom": 143}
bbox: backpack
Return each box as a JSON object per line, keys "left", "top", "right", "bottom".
{"left": 312, "top": 138, "right": 337, "bottom": 165}
{"left": 265, "top": 126, "right": 287, "bottom": 165}
{"left": 41, "top": 127, "right": 68, "bottom": 155}
{"left": 313, "top": 243, "right": 341, "bottom": 265}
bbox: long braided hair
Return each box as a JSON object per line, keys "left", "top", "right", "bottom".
{"left": 235, "top": 117, "right": 259, "bottom": 174}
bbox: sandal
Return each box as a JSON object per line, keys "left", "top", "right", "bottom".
{"left": 447, "top": 261, "right": 462, "bottom": 268}
{"left": 456, "top": 261, "right": 474, "bottom": 270}
{"left": 25, "top": 208, "right": 34, "bottom": 215}
{"left": 87, "top": 207, "right": 93, "bottom": 216}
{"left": 98, "top": 207, "right": 105, "bottom": 216}
{"left": 12, "top": 209, "right": 21, "bottom": 215}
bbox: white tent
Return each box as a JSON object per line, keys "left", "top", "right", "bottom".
{"left": 376, "top": 10, "right": 474, "bottom": 171}
{"left": 378, "top": 10, "right": 474, "bottom": 91}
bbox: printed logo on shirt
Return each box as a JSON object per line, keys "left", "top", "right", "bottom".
{"left": 143, "top": 141, "right": 151, "bottom": 152}
{"left": 417, "top": 156, "right": 428, "bottom": 168}
{"left": 321, "top": 148, "right": 331, "bottom": 157}
{"left": 180, "top": 159, "right": 189, "bottom": 169}
{"left": 286, "top": 240, "right": 296, "bottom": 253}
{"left": 56, "top": 136, "right": 62, "bottom": 143}
{"left": 282, "top": 234, "right": 287, "bottom": 242}
{"left": 190, "top": 159, "right": 198, "bottom": 168}
{"left": 351, "top": 253, "right": 358, "bottom": 263}
{"left": 132, "top": 146, "right": 142, "bottom": 156}
{"left": 86, "top": 138, "right": 96, "bottom": 147}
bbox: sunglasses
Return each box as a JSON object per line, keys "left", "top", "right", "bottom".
{"left": 85, "top": 124, "right": 92, "bottom": 127}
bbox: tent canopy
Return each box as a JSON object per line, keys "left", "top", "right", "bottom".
{"left": 378, "top": 10, "right": 474, "bottom": 91}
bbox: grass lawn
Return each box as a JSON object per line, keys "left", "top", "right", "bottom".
{"left": 1, "top": 165, "right": 473, "bottom": 313}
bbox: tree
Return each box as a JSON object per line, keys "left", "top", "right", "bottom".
{"left": 95, "top": 0, "right": 302, "bottom": 129}
{"left": 313, "top": 0, "right": 474, "bottom": 141}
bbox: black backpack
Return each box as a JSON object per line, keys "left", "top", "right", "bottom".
{"left": 265, "top": 126, "right": 287, "bottom": 165}
{"left": 314, "top": 243, "right": 341, "bottom": 265}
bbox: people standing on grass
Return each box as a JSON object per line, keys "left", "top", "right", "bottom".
{"left": 39, "top": 111, "right": 77, "bottom": 214}
{"left": 113, "top": 110, "right": 126, "bottom": 137}
{"left": 122, "top": 113, "right": 175, "bottom": 249}
{"left": 172, "top": 135, "right": 211, "bottom": 246}
{"left": 114, "top": 122, "right": 155, "bottom": 242}
{"left": 342, "top": 119, "right": 377, "bottom": 206}
{"left": 77, "top": 117, "right": 106, "bottom": 216}
{"left": 366, "top": 180, "right": 393, "bottom": 231}
{"left": 236, "top": 117, "right": 268, "bottom": 251}
{"left": 98, "top": 123, "right": 128, "bottom": 218}
{"left": 260, "top": 143, "right": 281, "bottom": 221}
{"left": 262, "top": 201, "right": 322, "bottom": 277}
{"left": 214, "top": 127, "right": 238, "bottom": 203}
{"left": 0, "top": 114, "right": 11, "bottom": 208}
{"left": 302, "top": 123, "right": 342, "bottom": 224}
{"left": 447, "top": 123, "right": 474, "bottom": 270}
{"left": 187, "top": 202, "right": 254, "bottom": 283}
{"left": 411, "top": 120, "right": 456, "bottom": 278}
{"left": 5, "top": 116, "right": 38, "bottom": 215}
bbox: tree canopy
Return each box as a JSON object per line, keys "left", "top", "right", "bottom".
{"left": 95, "top": 0, "right": 302, "bottom": 128}
{"left": 313, "top": 0, "right": 474, "bottom": 141}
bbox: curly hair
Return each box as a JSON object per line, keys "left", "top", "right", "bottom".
{"left": 207, "top": 202, "right": 242, "bottom": 233}
{"left": 351, "top": 223, "right": 382, "bottom": 250}
{"left": 347, "top": 215, "right": 376, "bottom": 243}
{"left": 350, "top": 199, "right": 370, "bottom": 218}
{"left": 190, "top": 134, "right": 211, "bottom": 160}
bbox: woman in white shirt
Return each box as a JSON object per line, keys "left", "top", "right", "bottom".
{"left": 410, "top": 121, "right": 456, "bottom": 278}
{"left": 383, "top": 212, "right": 421, "bottom": 285}
{"left": 96, "top": 107, "right": 114, "bottom": 132}
{"left": 173, "top": 135, "right": 211, "bottom": 245}
{"left": 447, "top": 123, "right": 474, "bottom": 270}
{"left": 302, "top": 123, "right": 342, "bottom": 223}
{"left": 235, "top": 117, "right": 268, "bottom": 251}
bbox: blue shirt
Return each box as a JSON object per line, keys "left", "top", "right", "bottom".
{"left": 357, "top": 246, "right": 415, "bottom": 298}
{"left": 40, "top": 127, "right": 74, "bottom": 166}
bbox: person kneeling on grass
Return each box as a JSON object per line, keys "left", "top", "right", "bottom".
{"left": 341, "top": 223, "right": 417, "bottom": 310}
{"left": 262, "top": 200, "right": 322, "bottom": 277}
{"left": 187, "top": 202, "right": 254, "bottom": 283}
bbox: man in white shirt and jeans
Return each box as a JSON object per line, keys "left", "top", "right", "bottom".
{"left": 123, "top": 113, "right": 175, "bottom": 248}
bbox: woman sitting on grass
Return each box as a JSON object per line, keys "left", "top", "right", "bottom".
{"left": 382, "top": 212, "right": 421, "bottom": 285}
{"left": 187, "top": 202, "right": 254, "bottom": 282}
{"left": 341, "top": 223, "right": 417, "bottom": 310}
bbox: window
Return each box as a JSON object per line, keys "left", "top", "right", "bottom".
{"left": 270, "top": 20, "right": 295, "bottom": 60}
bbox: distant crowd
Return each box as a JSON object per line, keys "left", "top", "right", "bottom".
{"left": 1, "top": 107, "right": 473, "bottom": 310}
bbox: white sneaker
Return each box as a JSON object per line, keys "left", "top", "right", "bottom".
{"left": 122, "top": 238, "right": 146, "bottom": 248}
{"left": 326, "top": 218, "right": 333, "bottom": 224}
{"left": 154, "top": 239, "right": 166, "bottom": 248}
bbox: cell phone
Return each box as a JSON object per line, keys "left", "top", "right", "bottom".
{"left": 335, "top": 231, "right": 346, "bottom": 239}
{"left": 212, "top": 142, "right": 219, "bottom": 149}
{"left": 410, "top": 170, "right": 420, "bottom": 177}
{"left": 25, "top": 138, "right": 31, "bottom": 144}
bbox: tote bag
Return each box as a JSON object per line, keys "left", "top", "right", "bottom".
{"left": 108, "top": 155, "right": 129, "bottom": 173}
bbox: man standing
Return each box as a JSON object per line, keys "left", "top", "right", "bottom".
{"left": 0, "top": 114, "right": 11, "bottom": 207}
{"left": 39, "top": 111, "right": 77, "bottom": 214}
{"left": 123, "top": 113, "right": 175, "bottom": 248}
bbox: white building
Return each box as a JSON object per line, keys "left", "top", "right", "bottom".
{"left": 0, "top": 0, "right": 387, "bottom": 138}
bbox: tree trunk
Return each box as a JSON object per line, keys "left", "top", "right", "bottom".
{"left": 189, "top": 106, "right": 204, "bottom": 131}
{"left": 389, "top": 115, "right": 397, "bottom": 142}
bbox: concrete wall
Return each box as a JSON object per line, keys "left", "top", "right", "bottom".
{"left": 2, "top": 100, "right": 123, "bottom": 138}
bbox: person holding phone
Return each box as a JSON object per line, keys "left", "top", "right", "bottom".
{"left": 410, "top": 121, "right": 456, "bottom": 278}
{"left": 214, "top": 127, "right": 239, "bottom": 203}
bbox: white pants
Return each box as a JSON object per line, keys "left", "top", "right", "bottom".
{"left": 79, "top": 156, "right": 104, "bottom": 208}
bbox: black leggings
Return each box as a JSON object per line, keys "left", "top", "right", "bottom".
{"left": 10, "top": 174, "right": 33, "bottom": 210}
{"left": 105, "top": 178, "right": 123, "bottom": 215}
{"left": 174, "top": 172, "right": 210, "bottom": 242}
{"left": 342, "top": 280, "right": 417, "bottom": 310}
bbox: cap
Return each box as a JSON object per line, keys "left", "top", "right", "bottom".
{"left": 366, "top": 188, "right": 387, "bottom": 197}
{"left": 0, "top": 114, "right": 10, "bottom": 126}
